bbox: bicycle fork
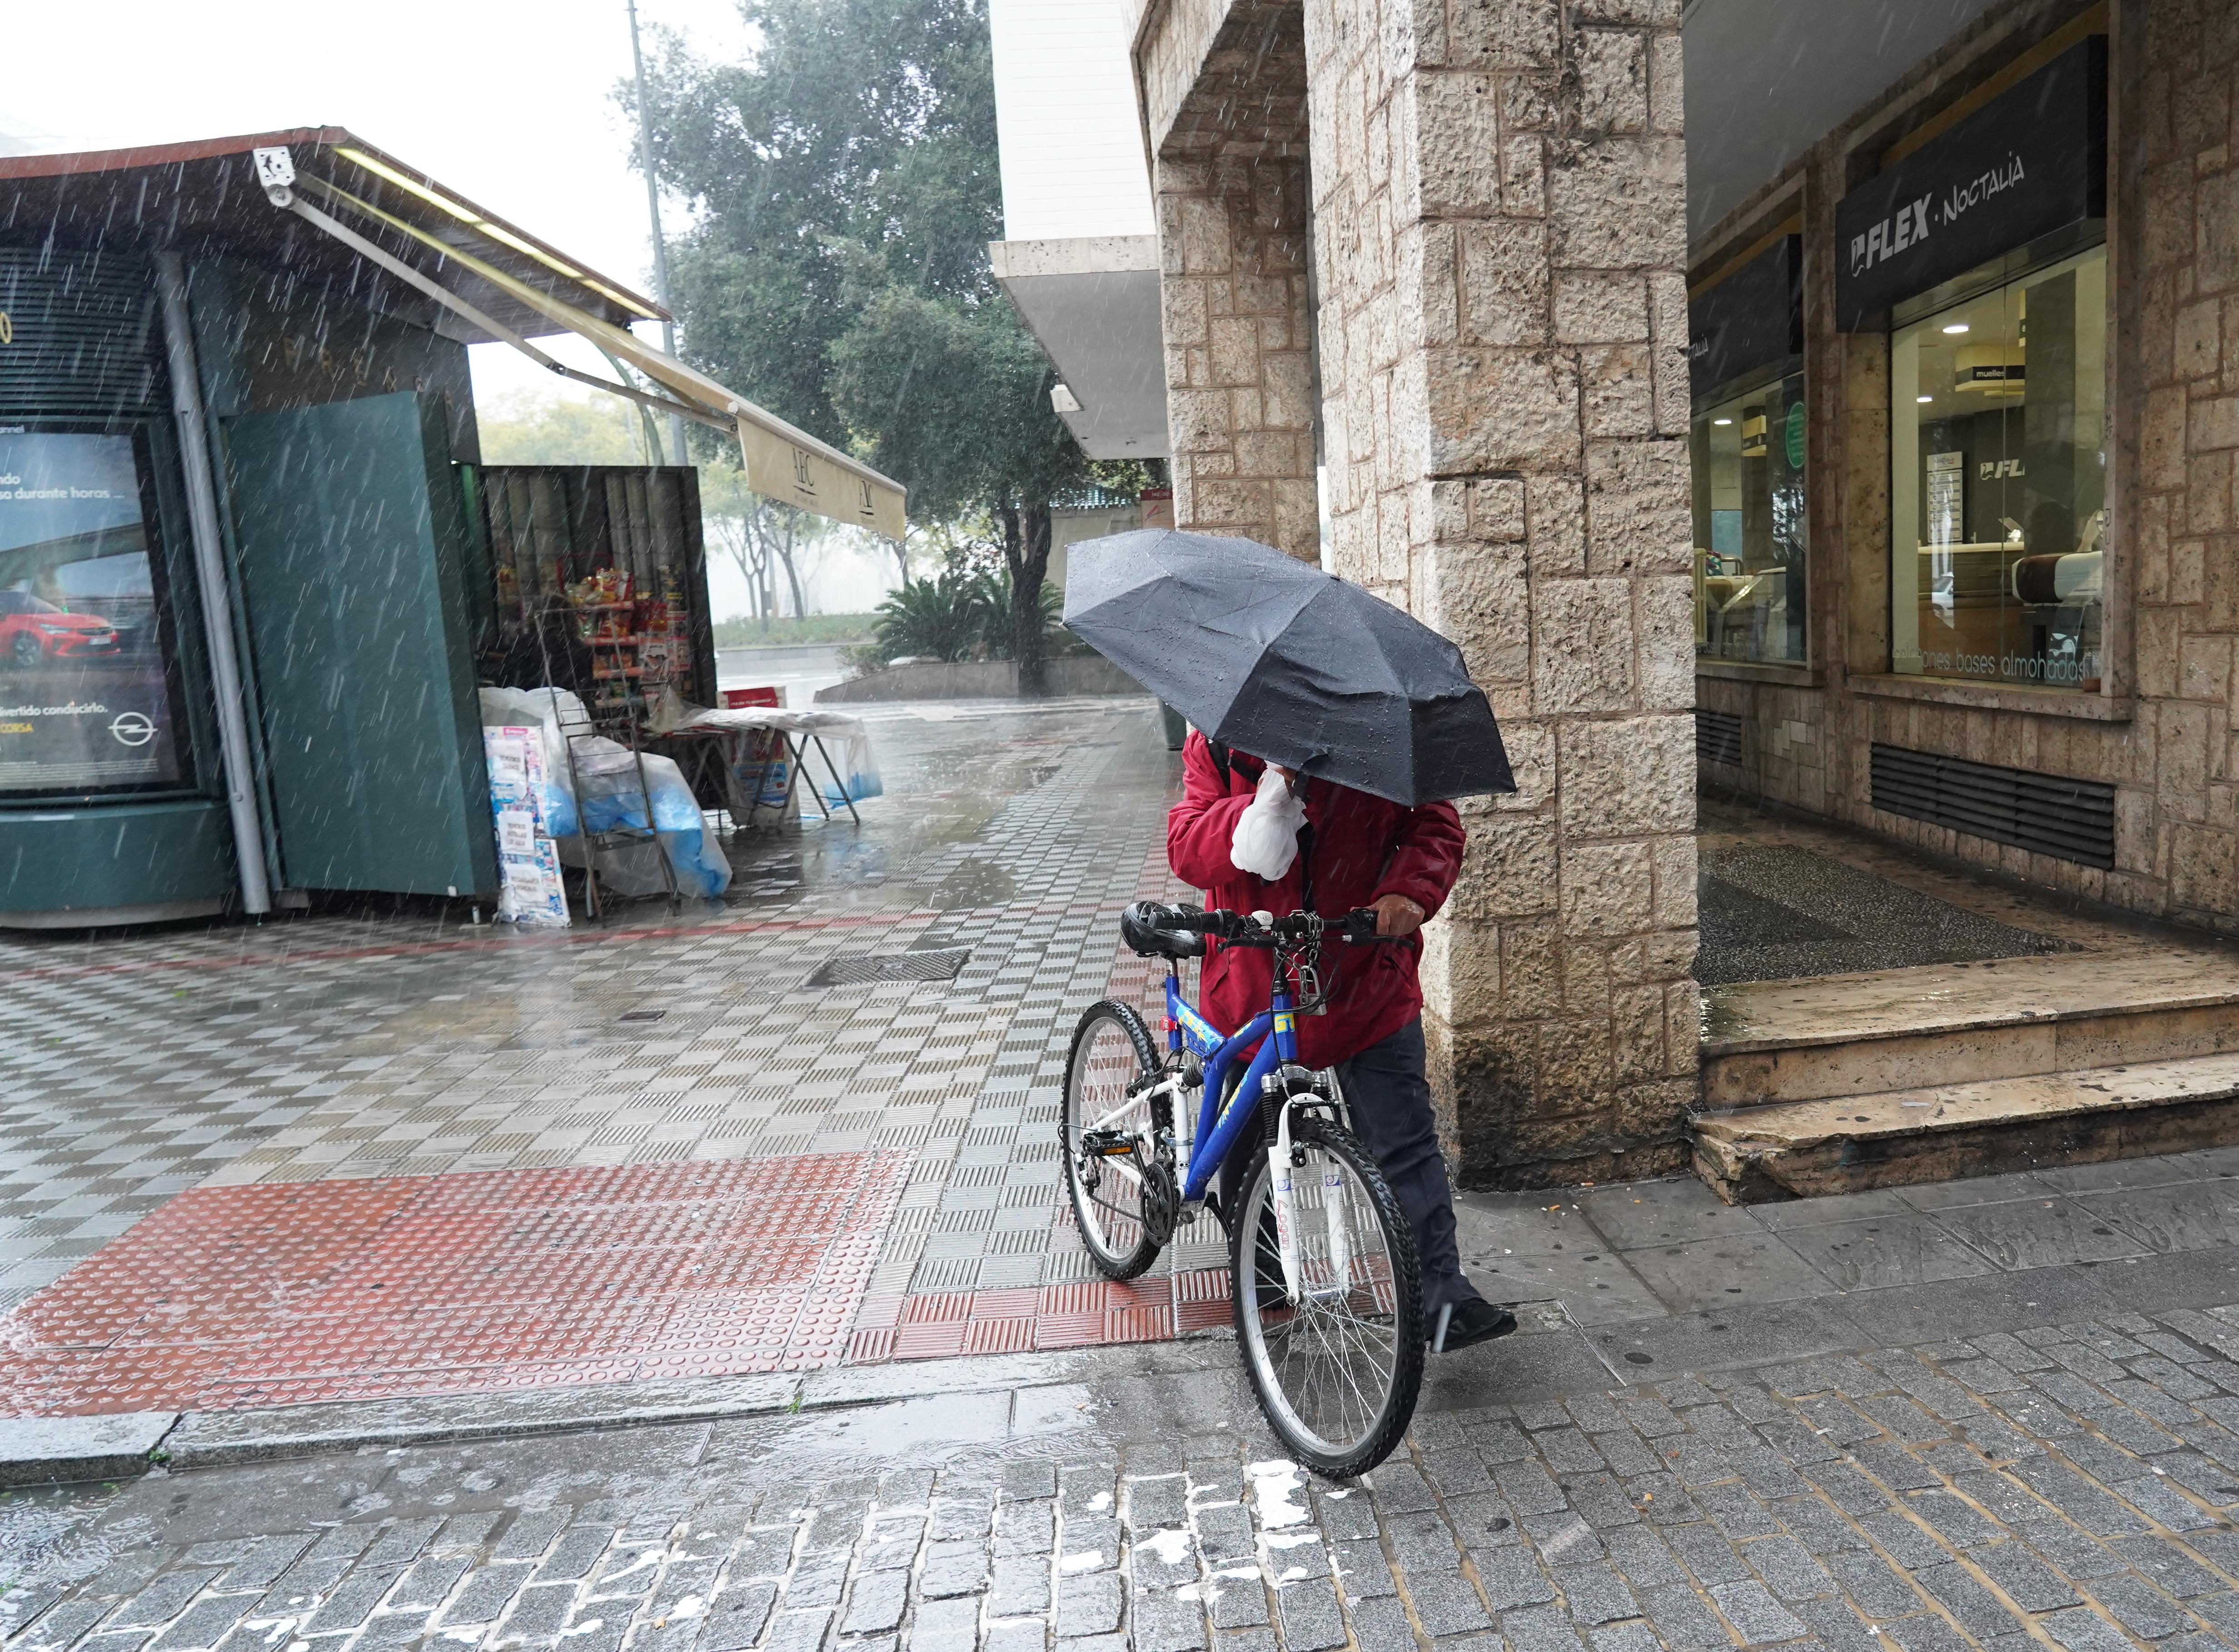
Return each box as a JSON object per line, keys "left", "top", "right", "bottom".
{"left": 1267, "top": 1089, "right": 1354, "bottom": 1306}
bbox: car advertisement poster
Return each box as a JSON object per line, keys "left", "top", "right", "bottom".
{"left": 0, "top": 430, "right": 187, "bottom": 797}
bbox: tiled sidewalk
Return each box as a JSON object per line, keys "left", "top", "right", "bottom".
{"left": 0, "top": 698, "right": 1216, "bottom": 1409}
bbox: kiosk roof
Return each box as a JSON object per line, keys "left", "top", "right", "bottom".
{"left": 0, "top": 127, "right": 667, "bottom": 342}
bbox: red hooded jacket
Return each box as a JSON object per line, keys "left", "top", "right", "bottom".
{"left": 1166, "top": 731, "right": 1466, "bottom": 1067}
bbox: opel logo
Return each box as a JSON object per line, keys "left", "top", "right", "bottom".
{"left": 109, "top": 712, "right": 155, "bottom": 747}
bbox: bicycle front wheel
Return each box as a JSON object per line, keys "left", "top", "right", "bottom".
{"left": 1060, "top": 999, "right": 1162, "bottom": 1279}
{"left": 1232, "top": 1116, "right": 1424, "bottom": 1478}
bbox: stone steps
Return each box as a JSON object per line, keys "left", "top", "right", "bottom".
{"left": 1694, "top": 948, "right": 2239, "bottom": 1203}
{"left": 1702, "top": 950, "right": 2239, "bottom": 1105}
{"left": 1693, "top": 1050, "right": 2239, "bottom": 1202}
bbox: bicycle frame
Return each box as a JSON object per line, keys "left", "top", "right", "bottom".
{"left": 1165, "top": 970, "right": 1298, "bottom": 1204}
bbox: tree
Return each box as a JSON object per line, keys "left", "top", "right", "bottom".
{"left": 826, "top": 289, "right": 1087, "bottom": 690}
{"left": 631, "top": 0, "right": 1090, "bottom": 692}
{"left": 699, "top": 461, "right": 833, "bottom": 625}
{"left": 634, "top": 0, "right": 999, "bottom": 448}
{"left": 475, "top": 387, "right": 650, "bottom": 466}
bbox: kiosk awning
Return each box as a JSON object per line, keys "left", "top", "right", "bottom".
{"left": 257, "top": 136, "right": 907, "bottom": 542}
{"left": 0, "top": 130, "right": 904, "bottom": 541}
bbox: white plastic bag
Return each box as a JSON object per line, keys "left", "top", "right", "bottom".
{"left": 477, "top": 686, "right": 731, "bottom": 899}
{"left": 1230, "top": 765, "right": 1306, "bottom": 880}
{"left": 803, "top": 723, "right": 883, "bottom": 807}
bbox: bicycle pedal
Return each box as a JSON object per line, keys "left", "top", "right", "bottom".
{"left": 1079, "top": 1130, "right": 1136, "bottom": 1157}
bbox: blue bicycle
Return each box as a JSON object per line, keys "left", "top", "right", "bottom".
{"left": 1062, "top": 901, "right": 1424, "bottom": 1477}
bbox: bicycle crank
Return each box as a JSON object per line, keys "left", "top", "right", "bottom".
{"left": 1140, "top": 1159, "right": 1180, "bottom": 1249}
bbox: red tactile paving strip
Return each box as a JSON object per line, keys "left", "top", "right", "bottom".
{"left": 847, "top": 1268, "right": 1229, "bottom": 1364}
{"left": 0, "top": 1152, "right": 910, "bottom": 1417}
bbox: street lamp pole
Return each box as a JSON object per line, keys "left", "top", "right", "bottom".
{"left": 628, "top": 0, "right": 691, "bottom": 468}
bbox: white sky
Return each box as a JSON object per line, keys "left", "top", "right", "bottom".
{"left": 0, "top": 0, "right": 905, "bottom": 614}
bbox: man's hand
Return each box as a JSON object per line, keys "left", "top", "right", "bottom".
{"left": 1371, "top": 893, "right": 1426, "bottom": 938}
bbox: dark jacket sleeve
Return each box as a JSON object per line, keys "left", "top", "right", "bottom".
{"left": 1372, "top": 800, "right": 1466, "bottom": 916}
{"left": 1167, "top": 732, "right": 1253, "bottom": 891}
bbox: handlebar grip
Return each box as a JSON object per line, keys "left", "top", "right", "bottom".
{"left": 1145, "top": 902, "right": 1220, "bottom": 933}
{"left": 1340, "top": 907, "right": 1384, "bottom": 943}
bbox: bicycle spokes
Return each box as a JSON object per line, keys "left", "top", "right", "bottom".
{"left": 1063, "top": 1005, "right": 1163, "bottom": 1275}
{"left": 1237, "top": 1130, "right": 1419, "bottom": 1469}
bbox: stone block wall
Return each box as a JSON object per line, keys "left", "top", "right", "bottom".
{"left": 1694, "top": 0, "right": 2239, "bottom": 940}
{"left": 1140, "top": 0, "right": 1321, "bottom": 560}
{"left": 1154, "top": 155, "right": 1321, "bottom": 558}
{"left": 2131, "top": 0, "right": 2239, "bottom": 926}
{"left": 1300, "top": 0, "right": 1700, "bottom": 1185}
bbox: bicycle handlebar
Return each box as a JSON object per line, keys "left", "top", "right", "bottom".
{"left": 1142, "top": 903, "right": 1389, "bottom": 945}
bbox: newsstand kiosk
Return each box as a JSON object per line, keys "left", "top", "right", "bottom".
{"left": 0, "top": 129, "right": 902, "bottom": 926}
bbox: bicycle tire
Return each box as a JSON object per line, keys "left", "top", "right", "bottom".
{"left": 1230, "top": 1114, "right": 1424, "bottom": 1479}
{"left": 1060, "top": 999, "right": 1163, "bottom": 1279}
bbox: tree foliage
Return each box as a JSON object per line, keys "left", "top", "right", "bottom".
{"left": 633, "top": 0, "right": 1094, "bottom": 690}
{"left": 638, "top": 0, "right": 1006, "bottom": 448}
{"left": 867, "top": 567, "right": 1059, "bottom": 665}
{"left": 475, "top": 388, "right": 652, "bottom": 467}
{"left": 699, "top": 460, "right": 835, "bottom": 625}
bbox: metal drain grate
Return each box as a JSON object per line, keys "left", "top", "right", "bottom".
{"left": 1870, "top": 743, "right": 2116, "bottom": 868}
{"left": 1696, "top": 708, "right": 1745, "bottom": 767}
{"left": 808, "top": 948, "right": 972, "bottom": 987}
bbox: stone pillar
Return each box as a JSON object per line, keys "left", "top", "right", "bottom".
{"left": 1304, "top": 0, "right": 1700, "bottom": 1184}
{"left": 1156, "top": 154, "right": 1321, "bottom": 559}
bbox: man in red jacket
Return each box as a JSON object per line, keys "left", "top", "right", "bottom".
{"left": 1167, "top": 730, "right": 1516, "bottom": 1353}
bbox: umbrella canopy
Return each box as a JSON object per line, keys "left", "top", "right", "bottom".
{"left": 1063, "top": 529, "right": 1515, "bottom": 805}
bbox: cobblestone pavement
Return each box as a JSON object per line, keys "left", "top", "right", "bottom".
{"left": 25, "top": 1297, "right": 2239, "bottom": 1652}
{"left": 0, "top": 698, "right": 1184, "bottom": 1326}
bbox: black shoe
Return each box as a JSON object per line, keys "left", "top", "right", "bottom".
{"left": 1429, "top": 1298, "right": 1517, "bottom": 1353}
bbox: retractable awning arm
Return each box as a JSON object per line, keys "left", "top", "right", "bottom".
{"left": 249, "top": 144, "right": 907, "bottom": 542}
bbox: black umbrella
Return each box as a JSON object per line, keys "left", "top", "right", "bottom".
{"left": 1063, "top": 528, "right": 1514, "bottom": 805}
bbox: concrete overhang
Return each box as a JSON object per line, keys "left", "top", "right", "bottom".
{"left": 989, "top": 235, "right": 1169, "bottom": 461}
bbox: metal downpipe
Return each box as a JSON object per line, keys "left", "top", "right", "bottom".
{"left": 153, "top": 253, "right": 273, "bottom": 917}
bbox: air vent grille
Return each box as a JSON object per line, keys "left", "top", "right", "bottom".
{"left": 1695, "top": 709, "right": 1745, "bottom": 767}
{"left": 808, "top": 948, "right": 971, "bottom": 987}
{"left": 1870, "top": 743, "right": 2115, "bottom": 869}
{"left": 0, "top": 251, "right": 164, "bottom": 416}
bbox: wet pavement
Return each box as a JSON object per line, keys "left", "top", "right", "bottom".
{"left": 18, "top": 697, "right": 2239, "bottom": 1647}
{"left": 0, "top": 697, "right": 1187, "bottom": 1386}
{"left": 24, "top": 1281, "right": 2239, "bottom": 1652}
{"left": 1456, "top": 1153, "right": 2239, "bottom": 1340}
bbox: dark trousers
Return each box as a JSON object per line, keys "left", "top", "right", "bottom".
{"left": 1218, "top": 1018, "right": 1481, "bottom": 1312}
{"left": 1336, "top": 1019, "right": 1480, "bottom": 1312}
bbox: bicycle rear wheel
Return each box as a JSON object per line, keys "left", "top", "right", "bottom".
{"left": 1060, "top": 999, "right": 1162, "bottom": 1279}
{"left": 1231, "top": 1115, "right": 1423, "bottom": 1478}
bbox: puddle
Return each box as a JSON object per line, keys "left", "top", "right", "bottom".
{"left": 929, "top": 858, "right": 1016, "bottom": 911}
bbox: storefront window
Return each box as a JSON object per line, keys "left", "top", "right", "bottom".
{"left": 1693, "top": 370, "right": 1807, "bottom": 664}
{"left": 1890, "top": 244, "right": 2106, "bottom": 691}
{"left": 0, "top": 427, "right": 191, "bottom": 796}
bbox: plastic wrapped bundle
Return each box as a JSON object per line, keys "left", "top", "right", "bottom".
{"left": 478, "top": 687, "right": 732, "bottom": 900}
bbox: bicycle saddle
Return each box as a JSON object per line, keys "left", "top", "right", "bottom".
{"left": 1120, "top": 900, "right": 1207, "bottom": 959}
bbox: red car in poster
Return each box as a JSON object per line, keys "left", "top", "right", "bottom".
{"left": 0, "top": 590, "right": 120, "bottom": 665}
